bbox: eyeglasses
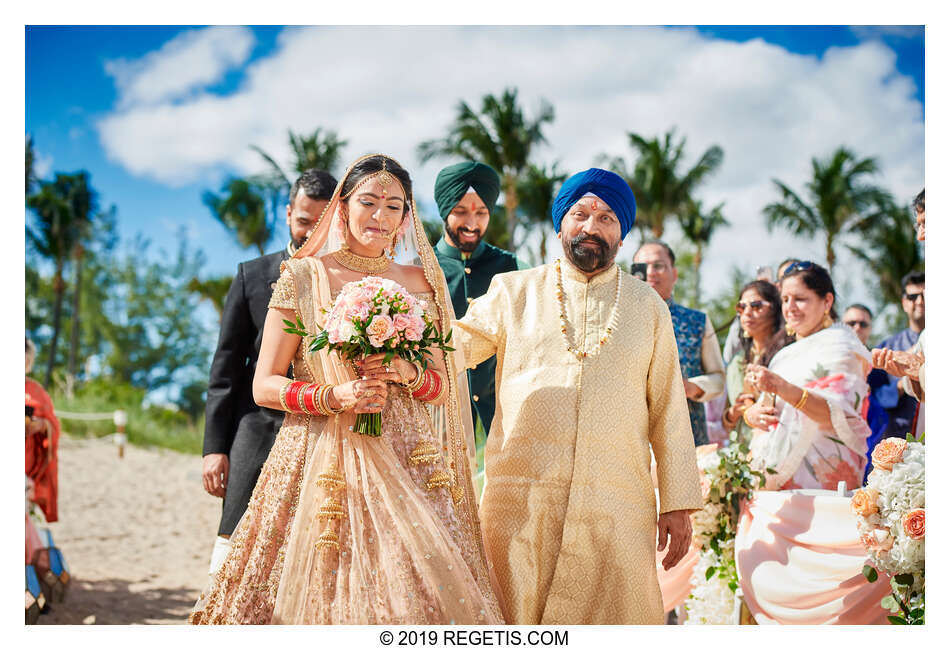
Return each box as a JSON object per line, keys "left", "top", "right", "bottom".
{"left": 903, "top": 291, "right": 925, "bottom": 302}
{"left": 844, "top": 320, "right": 871, "bottom": 329}
{"left": 736, "top": 300, "right": 768, "bottom": 314}
{"left": 781, "top": 260, "right": 814, "bottom": 278}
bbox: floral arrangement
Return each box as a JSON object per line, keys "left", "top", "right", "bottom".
{"left": 685, "top": 431, "right": 771, "bottom": 624}
{"left": 284, "top": 276, "right": 453, "bottom": 436}
{"left": 853, "top": 436, "right": 925, "bottom": 625}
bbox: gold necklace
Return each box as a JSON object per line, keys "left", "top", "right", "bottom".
{"left": 332, "top": 248, "right": 391, "bottom": 274}
{"left": 555, "top": 258, "right": 622, "bottom": 361}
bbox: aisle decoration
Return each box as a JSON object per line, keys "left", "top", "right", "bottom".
{"left": 685, "top": 432, "right": 771, "bottom": 624}
{"left": 853, "top": 436, "right": 925, "bottom": 625}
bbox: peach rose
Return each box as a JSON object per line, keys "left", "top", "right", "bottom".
{"left": 871, "top": 438, "right": 908, "bottom": 471}
{"left": 902, "top": 508, "right": 925, "bottom": 540}
{"left": 700, "top": 475, "right": 712, "bottom": 500}
{"left": 861, "top": 528, "right": 894, "bottom": 553}
{"left": 850, "top": 488, "right": 880, "bottom": 517}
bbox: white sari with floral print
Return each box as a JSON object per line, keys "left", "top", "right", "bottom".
{"left": 749, "top": 323, "right": 872, "bottom": 491}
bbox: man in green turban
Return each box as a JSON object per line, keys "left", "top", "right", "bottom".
{"left": 433, "top": 161, "right": 522, "bottom": 436}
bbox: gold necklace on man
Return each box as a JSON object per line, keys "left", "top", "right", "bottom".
{"left": 332, "top": 246, "right": 391, "bottom": 274}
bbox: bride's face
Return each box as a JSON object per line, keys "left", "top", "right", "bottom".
{"left": 341, "top": 177, "right": 407, "bottom": 255}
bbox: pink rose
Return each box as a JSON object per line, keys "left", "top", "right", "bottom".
{"left": 902, "top": 509, "right": 925, "bottom": 540}
{"left": 699, "top": 475, "right": 712, "bottom": 500}
{"left": 871, "top": 438, "right": 907, "bottom": 471}
{"left": 392, "top": 313, "right": 413, "bottom": 332}
{"left": 403, "top": 314, "right": 425, "bottom": 342}
{"left": 366, "top": 314, "right": 395, "bottom": 348}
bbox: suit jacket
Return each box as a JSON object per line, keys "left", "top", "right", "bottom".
{"left": 203, "top": 249, "right": 289, "bottom": 456}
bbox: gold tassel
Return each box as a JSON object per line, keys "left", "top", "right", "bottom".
{"left": 318, "top": 496, "right": 346, "bottom": 520}
{"left": 315, "top": 527, "right": 340, "bottom": 551}
{"left": 317, "top": 459, "right": 345, "bottom": 491}
{"left": 426, "top": 469, "right": 452, "bottom": 491}
{"left": 409, "top": 439, "right": 440, "bottom": 466}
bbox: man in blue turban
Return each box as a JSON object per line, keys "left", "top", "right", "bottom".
{"left": 452, "top": 168, "right": 702, "bottom": 624}
{"left": 432, "top": 161, "right": 522, "bottom": 437}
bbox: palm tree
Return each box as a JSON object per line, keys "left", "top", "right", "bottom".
{"left": 26, "top": 134, "right": 36, "bottom": 194}
{"left": 847, "top": 199, "right": 923, "bottom": 309}
{"left": 601, "top": 128, "right": 723, "bottom": 239}
{"left": 58, "top": 172, "right": 99, "bottom": 382}
{"left": 677, "top": 199, "right": 729, "bottom": 304}
{"left": 251, "top": 127, "right": 348, "bottom": 185}
{"left": 418, "top": 87, "right": 555, "bottom": 248}
{"left": 516, "top": 162, "right": 567, "bottom": 264}
{"left": 187, "top": 275, "right": 234, "bottom": 317}
{"left": 27, "top": 176, "right": 76, "bottom": 388}
{"left": 203, "top": 178, "right": 271, "bottom": 256}
{"left": 763, "top": 146, "right": 892, "bottom": 273}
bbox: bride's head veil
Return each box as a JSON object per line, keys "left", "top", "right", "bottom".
{"left": 294, "top": 152, "right": 480, "bottom": 509}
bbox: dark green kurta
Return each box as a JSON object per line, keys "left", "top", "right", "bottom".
{"left": 435, "top": 238, "right": 519, "bottom": 433}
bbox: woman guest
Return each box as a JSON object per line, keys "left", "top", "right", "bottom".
{"left": 743, "top": 262, "right": 871, "bottom": 490}
{"left": 25, "top": 338, "right": 60, "bottom": 523}
{"left": 721, "top": 281, "right": 791, "bottom": 444}
{"left": 190, "top": 155, "right": 502, "bottom": 625}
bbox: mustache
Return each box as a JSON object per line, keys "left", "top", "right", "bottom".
{"left": 570, "top": 234, "right": 608, "bottom": 250}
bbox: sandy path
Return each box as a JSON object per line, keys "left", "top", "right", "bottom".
{"left": 38, "top": 436, "right": 222, "bottom": 625}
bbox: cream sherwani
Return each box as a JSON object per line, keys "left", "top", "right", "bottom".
{"left": 453, "top": 261, "right": 703, "bottom": 625}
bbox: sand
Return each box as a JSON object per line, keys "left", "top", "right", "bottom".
{"left": 38, "top": 435, "right": 222, "bottom": 625}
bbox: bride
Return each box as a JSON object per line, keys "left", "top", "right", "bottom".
{"left": 191, "top": 154, "right": 503, "bottom": 624}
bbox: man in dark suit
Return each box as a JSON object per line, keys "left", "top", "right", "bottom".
{"left": 201, "top": 168, "right": 337, "bottom": 573}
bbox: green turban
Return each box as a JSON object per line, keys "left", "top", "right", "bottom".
{"left": 434, "top": 161, "right": 501, "bottom": 220}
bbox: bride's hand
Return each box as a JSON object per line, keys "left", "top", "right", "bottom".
{"left": 357, "top": 353, "right": 417, "bottom": 385}
{"left": 331, "top": 378, "right": 389, "bottom": 414}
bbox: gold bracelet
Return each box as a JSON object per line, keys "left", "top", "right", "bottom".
{"left": 406, "top": 362, "right": 426, "bottom": 392}
{"left": 278, "top": 380, "right": 292, "bottom": 412}
{"left": 794, "top": 389, "right": 809, "bottom": 410}
{"left": 321, "top": 384, "right": 345, "bottom": 415}
{"left": 743, "top": 409, "right": 756, "bottom": 428}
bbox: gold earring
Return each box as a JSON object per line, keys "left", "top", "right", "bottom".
{"left": 741, "top": 328, "right": 750, "bottom": 339}
{"left": 785, "top": 324, "right": 796, "bottom": 336}
{"left": 822, "top": 311, "right": 833, "bottom": 329}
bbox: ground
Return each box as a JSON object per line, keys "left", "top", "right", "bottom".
{"left": 38, "top": 436, "right": 221, "bottom": 625}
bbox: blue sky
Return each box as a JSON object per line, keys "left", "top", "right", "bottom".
{"left": 26, "top": 25, "right": 924, "bottom": 304}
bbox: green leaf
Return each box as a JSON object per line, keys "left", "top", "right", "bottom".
{"left": 765, "top": 467, "right": 777, "bottom": 474}
{"left": 887, "top": 615, "right": 908, "bottom": 625}
{"left": 906, "top": 432, "right": 915, "bottom": 442}
{"left": 705, "top": 567, "right": 716, "bottom": 581}
{"left": 826, "top": 435, "right": 847, "bottom": 447}
{"left": 862, "top": 565, "right": 878, "bottom": 583}
{"left": 881, "top": 595, "right": 899, "bottom": 612}
{"left": 728, "top": 581, "right": 738, "bottom": 593}
{"left": 894, "top": 573, "right": 915, "bottom": 587}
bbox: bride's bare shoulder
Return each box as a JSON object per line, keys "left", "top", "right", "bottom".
{"left": 391, "top": 263, "right": 432, "bottom": 294}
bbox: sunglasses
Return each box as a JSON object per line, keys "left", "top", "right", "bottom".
{"left": 736, "top": 300, "right": 769, "bottom": 314}
{"left": 845, "top": 320, "right": 871, "bottom": 329}
{"left": 903, "top": 291, "right": 924, "bottom": 302}
{"left": 781, "top": 260, "right": 814, "bottom": 278}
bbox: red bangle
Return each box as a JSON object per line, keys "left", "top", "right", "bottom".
{"left": 412, "top": 370, "right": 442, "bottom": 402}
{"left": 411, "top": 370, "right": 432, "bottom": 400}
{"left": 302, "top": 383, "right": 320, "bottom": 415}
{"left": 285, "top": 381, "right": 307, "bottom": 413}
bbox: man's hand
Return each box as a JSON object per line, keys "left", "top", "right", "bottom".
{"left": 202, "top": 453, "right": 229, "bottom": 498}
{"left": 683, "top": 379, "right": 704, "bottom": 401}
{"left": 872, "top": 348, "right": 922, "bottom": 381}
{"left": 657, "top": 509, "right": 692, "bottom": 571}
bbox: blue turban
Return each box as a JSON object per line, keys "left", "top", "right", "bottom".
{"left": 551, "top": 168, "right": 637, "bottom": 238}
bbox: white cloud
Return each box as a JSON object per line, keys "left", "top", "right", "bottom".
{"left": 104, "top": 26, "right": 255, "bottom": 108}
{"left": 96, "top": 26, "right": 924, "bottom": 306}
{"left": 32, "top": 149, "right": 53, "bottom": 179}
{"left": 851, "top": 26, "right": 923, "bottom": 41}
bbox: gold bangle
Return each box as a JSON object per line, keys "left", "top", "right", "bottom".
{"left": 406, "top": 362, "right": 426, "bottom": 392}
{"left": 794, "top": 389, "right": 809, "bottom": 410}
{"left": 322, "top": 384, "right": 345, "bottom": 415}
{"left": 743, "top": 409, "right": 756, "bottom": 428}
{"left": 278, "top": 380, "right": 292, "bottom": 412}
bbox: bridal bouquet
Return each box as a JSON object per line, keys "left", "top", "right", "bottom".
{"left": 685, "top": 432, "right": 771, "bottom": 624}
{"left": 284, "top": 276, "right": 453, "bottom": 436}
{"left": 853, "top": 437, "right": 925, "bottom": 624}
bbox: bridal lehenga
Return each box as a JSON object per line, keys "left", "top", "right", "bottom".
{"left": 190, "top": 155, "right": 502, "bottom": 624}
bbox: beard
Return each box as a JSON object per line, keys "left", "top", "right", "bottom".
{"left": 563, "top": 232, "right": 619, "bottom": 274}
{"left": 445, "top": 223, "right": 484, "bottom": 253}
